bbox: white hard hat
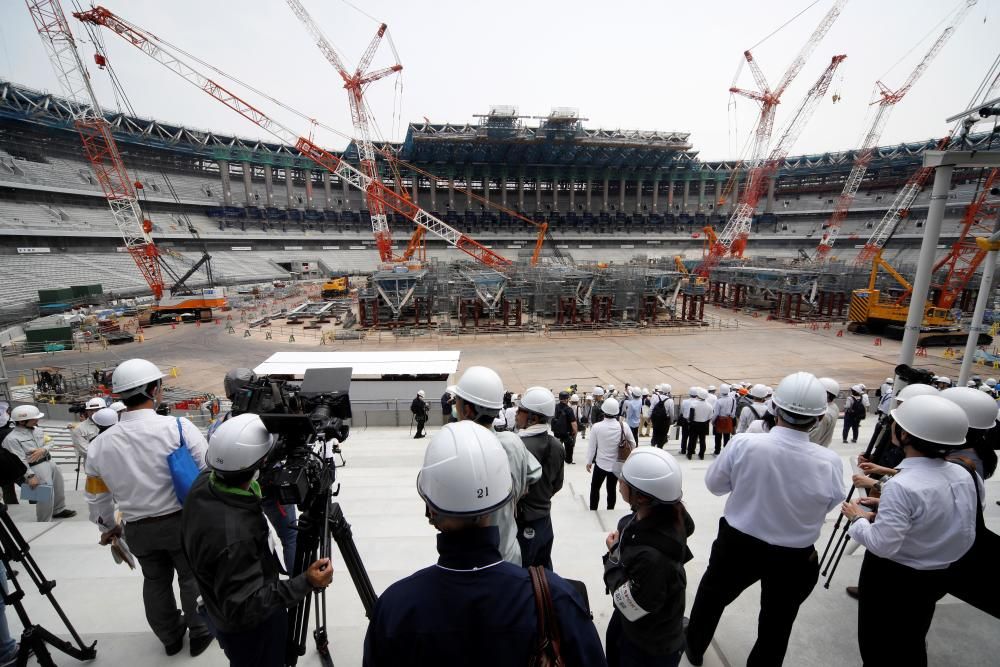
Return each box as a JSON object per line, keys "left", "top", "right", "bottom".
{"left": 642, "top": 387, "right": 649, "bottom": 396}
{"left": 417, "top": 390, "right": 426, "bottom": 397}
{"left": 967, "top": 380, "right": 977, "bottom": 388}
{"left": 208, "top": 413, "right": 276, "bottom": 474}
{"left": 85, "top": 397, "right": 106, "bottom": 410}
{"left": 11, "top": 405, "right": 45, "bottom": 422}
{"left": 417, "top": 421, "right": 512, "bottom": 517}
{"left": 937, "top": 376, "right": 951, "bottom": 386}
{"left": 987, "top": 378, "right": 997, "bottom": 387}
{"left": 454, "top": 366, "right": 504, "bottom": 411}
{"left": 601, "top": 398, "right": 620, "bottom": 416}
{"left": 91, "top": 407, "right": 119, "bottom": 428}
{"left": 749, "top": 384, "right": 768, "bottom": 399}
{"left": 895, "top": 383, "right": 937, "bottom": 403}
{"left": 570, "top": 393, "right": 580, "bottom": 403}
{"left": 765, "top": 386, "right": 773, "bottom": 396}
{"left": 851, "top": 384, "right": 864, "bottom": 394}
{"left": 708, "top": 385, "right": 716, "bottom": 392}
{"left": 885, "top": 377, "right": 894, "bottom": 384}
{"left": 689, "top": 386, "right": 698, "bottom": 397}
{"left": 890, "top": 394, "right": 967, "bottom": 447}
{"left": 662, "top": 384, "right": 672, "bottom": 394}
{"left": 520, "top": 386, "right": 556, "bottom": 418}
{"left": 608, "top": 384, "right": 616, "bottom": 392}
{"left": 696, "top": 388, "right": 709, "bottom": 400}
{"left": 940, "top": 386, "right": 999, "bottom": 430}
{"left": 112, "top": 358, "right": 165, "bottom": 397}
{"left": 771, "top": 372, "right": 827, "bottom": 419}
{"left": 593, "top": 386, "right": 605, "bottom": 397}
{"left": 110, "top": 401, "right": 126, "bottom": 412}
{"left": 620, "top": 447, "right": 683, "bottom": 504}
{"left": 585, "top": 394, "right": 592, "bottom": 401}
{"left": 817, "top": 377, "right": 840, "bottom": 398}
{"left": 631, "top": 387, "right": 642, "bottom": 398}
{"left": 719, "top": 384, "right": 731, "bottom": 395}
{"left": 446, "top": 385, "right": 458, "bottom": 396}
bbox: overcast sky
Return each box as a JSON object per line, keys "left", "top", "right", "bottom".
{"left": 1, "top": 0, "right": 997, "bottom": 161}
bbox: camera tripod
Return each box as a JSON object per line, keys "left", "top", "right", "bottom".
{"left": 0, "top": 504, "right": 97, "bottom": 666}
{"left": 284, "top": 453, "right": 377, "bottom": 667}
{"left": 818, "top": 414, "right": 891, "bottom": 588}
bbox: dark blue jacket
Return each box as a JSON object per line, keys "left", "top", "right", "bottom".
{"left": 363, "top": 526, "right": 606, "bottom": 667}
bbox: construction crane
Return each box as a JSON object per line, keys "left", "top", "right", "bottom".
{"left": 697, "top": 54, "right": 847, "bottom": 276}
{"left": 76, "top": 5, "right": 512, "bottom": 271}
{"left": 284, "top": 0, "right": 401, "bottom": 263}
{"left": 814, "top": 0, "right": 977, "bottom": 259}
{"left": 26, "top": 0, "right": 224, "bottom": 322}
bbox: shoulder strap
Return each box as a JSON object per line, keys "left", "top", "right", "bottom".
{"left": 947, "top": 456, "right": 984, "bottom": 521}
{"left": 175, "top": 417, "right": 187, "bottom": 449}
{"left": 529, "top": 566, "right": 564, "bottom": 665}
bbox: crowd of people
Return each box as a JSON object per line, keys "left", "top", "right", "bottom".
{"left": 0, "top": 357, "right": 996, "bottom": 666}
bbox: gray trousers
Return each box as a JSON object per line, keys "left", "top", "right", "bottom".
{"left": 28, "top": 459, "right": 65, "bottom": 522}
{"left": 125, "top": 513, "right": 209, "bottom": 645}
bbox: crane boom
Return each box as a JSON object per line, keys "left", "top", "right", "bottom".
{"left": 815, "top": 0, "right": 977, "bottom": 258}
{"left": 284, "top": 0, "right": 401, "bottom": 262}
{"left": 697, "top": 54, "right": 846, "bottom": 275}
{"left": 26, "top": 0, "right": 165, "bottom": 298}
{"left": 76, "top": 5, "right": 512, "bottom": 270}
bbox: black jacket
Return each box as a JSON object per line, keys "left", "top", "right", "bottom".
{"left": 517, "top": 431, "right": 565, "bottom": 522}
{"left": 603, "top": 506, "right": 695, "bottom": 656}
{"left": 363, "top": 526, "right": 606, "bottom": 667}
{"left": 181, "top": 472, "right": 312, "bottom": 633}
{"left": 552, "top": 402, "right": 577, "bottom": 438}
{"left": 410, "top": 397, "right": 428, "bottom": 419}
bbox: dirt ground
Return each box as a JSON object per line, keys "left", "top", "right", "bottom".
{"left": 4, "top": 300, "right": 975, "bottom": 397}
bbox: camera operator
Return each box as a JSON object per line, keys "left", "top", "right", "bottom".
{"left": 182, "top": 414, "right": 333, "bottom": 667}
{"left": 213, "top": 368, "right": 298, "bottom": 569}
{"left": 70, "top": 397, "right": 109, "bottom": 460}
{"left": 410, "top": 390, "right": 429, "bottom": 439}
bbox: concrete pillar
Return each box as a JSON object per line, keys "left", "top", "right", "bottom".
{"left": 263, "top": 164, "right": 274, "bottom": 207}
{"left": 483, "top": 167, "right": 490, "bottom": 206}
{"left": 340, "top": 168, "right": 350, "bottom": 208}
{"left": 303, "top": 169, "right": 314, "bottom": 209}
{"left": 411, "top": 171, "right": 419, "bottom": 203}
{"left": 585, "top": 169, "right": 593, "bottom": 212}
{"left": 568, "top": 171, "right": 575, "bottom": 211}
{"left": 602, "top": 171, "right": 610, "bottom": 211}
{"left": 552, "top": 171, "right": 559, "bottom": 211}
{"left": 535, "top": 170, "right": 542, "bottom": 211}
{"left": 217, "top": 160, "right": 232, "bottom": 206}
{"left": 682, "top": 178, "right": 690, "bottom": 212}
{"left": 765, "top": 176, "right": 777, "bottom": 214}
{"left": 500, "top": 169, "right": 508, "bottom": 207}
{"left": 698, "top": 176, "right": 706, "bottom": 213}
{"left": 322, "top": 171, "right": 332, "bottom": 208}
{"left": 285, "top": 167, "right": 294, "bottom": 207}
{"left": 242, "top": 161, "right": 253, "bottom": 205}
{"left": 448, "top": 176, "right": 455, "bottom": 209}
{"left": 430, "top": 174, "right": 438, "bottom": 210}
{"left": 667, "top": 176, "right": 674, "bottom": 210}
{"left": 466, "top": 169, "right": 474, "bottom": 212}
{"left": 651, "top": 177, "right": 660, "bottom": 212}
{"left": 619, "top": 175, "right": 626, "bottom": 210}
{"left": 517, "top": 171, "right": 525, "bottom": 211}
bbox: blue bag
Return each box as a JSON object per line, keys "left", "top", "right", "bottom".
{"left": 167, "top": 417, "right": 201, "bottom": 504}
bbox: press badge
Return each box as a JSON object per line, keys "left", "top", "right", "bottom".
{"left": 613, "top": 581, "right": 650, "bottom": 621}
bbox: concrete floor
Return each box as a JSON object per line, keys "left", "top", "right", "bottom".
{"left": 4, "top": 418, "right": 999, "bottom": 666}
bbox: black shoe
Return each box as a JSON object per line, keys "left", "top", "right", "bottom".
{"left": 190, "top": 634, "right": 215, "bottom": 657}
{"left": 52, "top": 509, "right": 77, "bottom": 519}
{"left": 845, "top": 585, "right": 859, "bottom": 600}
{"left": 699, "top": 454, "right": 705, "bottom": 460}
{"left": 687, "top": 453, "right": 693, "bottom": 460}
{"left": 165, "top": 638, "right": 184, "bottom": 657}
{"left": 567, "top": 461, "right": 575, "bottom": 464}
{"left": 713, "top": 450, "right": 721, "bottom": 456}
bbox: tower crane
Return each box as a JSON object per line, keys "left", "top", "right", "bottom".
{"left": 76, "top": 6, "right": 512, "bottom": 271}
{"left": 697, "top": 54, "right": 847, "bottom": 276}
{"left": 284, "top": 0, "right": 401, "bottom": 263}
{"left": 26, "top": 0, "right": 225, "bottom": 322}
{"left": 814, "top": 0, "right": 977, "bottom": 259}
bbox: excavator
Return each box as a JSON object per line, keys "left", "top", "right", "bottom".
{"left": 321, "top": 274, "right": 351, "bottom": 299}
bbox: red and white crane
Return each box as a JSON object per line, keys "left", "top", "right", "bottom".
{"left": 76, "top": 5, "right": 512, "bottom": 271}
{"left": 284, "top": 0, "right": 401, "bottom": 263}
{"left": 814, "top": 0, "right": 977, "bottom": 259}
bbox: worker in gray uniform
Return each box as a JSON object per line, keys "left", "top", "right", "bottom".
{"left": 2, "top": 405, "right": 75, "bottom": 521}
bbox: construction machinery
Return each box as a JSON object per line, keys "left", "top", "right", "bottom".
{"left": 321, "top": 274, "right": 351, "bottom": 299}
{"left": 27, "top": 0, "right": 225, "bottom": 323}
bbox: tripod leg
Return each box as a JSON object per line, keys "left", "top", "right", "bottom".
{"left": 823, "top": 526, "right": 852, "bottom": 589}
{"left": 329, "top": 503, "right": 378, "bottom": 617}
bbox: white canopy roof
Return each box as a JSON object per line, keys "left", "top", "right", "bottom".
{"left": 253, "top": 351, "right": 460, "bottom": 378}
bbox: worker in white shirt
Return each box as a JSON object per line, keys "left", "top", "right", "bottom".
{"left": 586, "top": 398, "right": 635, "bottom": 511}
{"left": 686, "top": 388, "right": 713, "bottom": 460}
{"left": 705, "top": 385, "right": 718, "bottom": 409}
{"left": 711, "top": 384, "right": 737, "bottom": 455}
{"left": 650, "top": 384, "right": 673, "bottom": 449}
{"left": 639, "top": 388, "right": 652, "bottom": 438}
{"left": 841, "top": 394, "right": 978, "bottom": 667}
{"left": 2, "top": 405, "right": 75, "bottom": 521}
{"left": 70, "top": 396, "right": 108, "bottom": 460}
{"left": 736, "top": 384, "right": 769, "bottom": 434}
{"left": 624, "top": 387, "right": 643, "bottom": 444}
{"left": 493, "top": 392, "right": 519, "bottom": 433}
{"left": 808, "top": 377, "right": 840, "bottom": 447}
{"left": 84, "top": 358, "right": 214, "bottom": 657}
{"left": 678, "top": 388, "right": 696, "bottom": 456}
{"left": 685, "top": 372, "right": 845, "bottom": 667}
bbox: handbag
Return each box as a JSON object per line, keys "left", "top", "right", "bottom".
{"left": 167, "top": 417, "right": 201, "bottom": 505}
{"left": 616, "top": 421, "right": 635, "bottom": 463}
{"left": 528, "top": 565, "right": 566, "bottom": 667}
{"left": 945, "top": 458, "right": 1000, "bottom": 618}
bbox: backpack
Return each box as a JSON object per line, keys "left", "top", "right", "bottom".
{"left": 848, "top": 396, "right": 867, "bottom": 421}
{"left": 652, "top": 398, "right": 668, "bottom": 421}
{"left": 552, "top": 404, "right": 571, "bottom": 437}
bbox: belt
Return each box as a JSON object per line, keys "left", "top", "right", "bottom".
{"left": 131, "top": 510, "right": 181, "bottom": 525}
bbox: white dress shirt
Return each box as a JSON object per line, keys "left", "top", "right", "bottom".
{"left": 736, "top": 402, "right": 767, "bottom": 433}
{"left": 679, "top": 398, "right": 693, "bottom": 420}
{"left": 848, "top": 457, "right": 980, "bottom": 570}
{"left": 705, "top": 393, "right": 718, "bottom": 409}
{"left": 493, "top": 406, "right": 518, "bottom": 432}
{"left": 690, "top": 398, "right": 713, "bottom": 423}
{"left": 705, "top": 426, "right": 846, "bottom": 548}
{"left": 85, "top": 409, "right": 208, "bottom": 529}
{"left": 586, "top": 417, "right": 635, "bottom": 473}
{"left": 712, "top": 394, "right": 737, "bottom": 420}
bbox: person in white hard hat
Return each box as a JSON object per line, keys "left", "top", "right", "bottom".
{"left": 363, "top": 421, "right": 605, "bottom": 666}
{"left": 711, "top": 384, "right": 737, "bottom": 455}
{"left": 84, "top": 358, "right": 213, "bottom": 656}
{"left": 639, "top": 387, "right": 652, "bottom": 439}
{"left": 934, "top": 376, "right": 952, "bottom": 390}
{"left": 809, "top": 378, "right": 840, "bottom": 447}
{"left": 70, "top": 396, "right": 110, "bottom": 460}
{"left": 841, "top": 384, "right": 869, "bottom": 444}
{"left": 840, "top": 394, "right": 978, "bottom": 666}
{"left": 736, "top": 384, "right": 769, "bottom": 434}
{"left": 454, "top": 367, "right": 541, "bottom": 567}
{"left": 182, "top": 414, "right": 332, "bottom": 666}
{"left": 91, "top": 408, "right": 119, "bottom": 432}
{"left": 678, "top": 388, "right": 697, "bottom": 455}
{"left": 552, "top": 391, "right": 579, "bottom": 464}
{"left": 410, "top": 389, "right": 429, "bottom": 439}
{"left": 705, "top": 385, "right": 718, "bottom": 410}
{"left": 586, "top": 397, "right": 635, "bottom": 512}
{"left": 603, "top": 448, "right": 694, "bottom": 665}
{"left": 514, "top": 386, "right": 565, "bottom": 568}
{"left": 571, "top": 393, "right": 590, "bottom": 440}
{"left": 2, "top": 405, "right": 74, "bottom": 521}
{"left": 493, "top": 392, "right": 519, "bottom": 433}
{"left": 441, "top": 386, "right": 457, "bottom": 424}
{"left": 650, "top": 384, "right": 674, "bottom": 449}
{"left": 590, "top": 386, "right": 607, "bottom": 428}
{"left": 686, "top": 388, "right": 713, "bottom": 461}
{"left": 624, "top": 387, "right": 643, "bottom": 445}
{"left": 686, "top": 372, "right": 845, "bottom": 667}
